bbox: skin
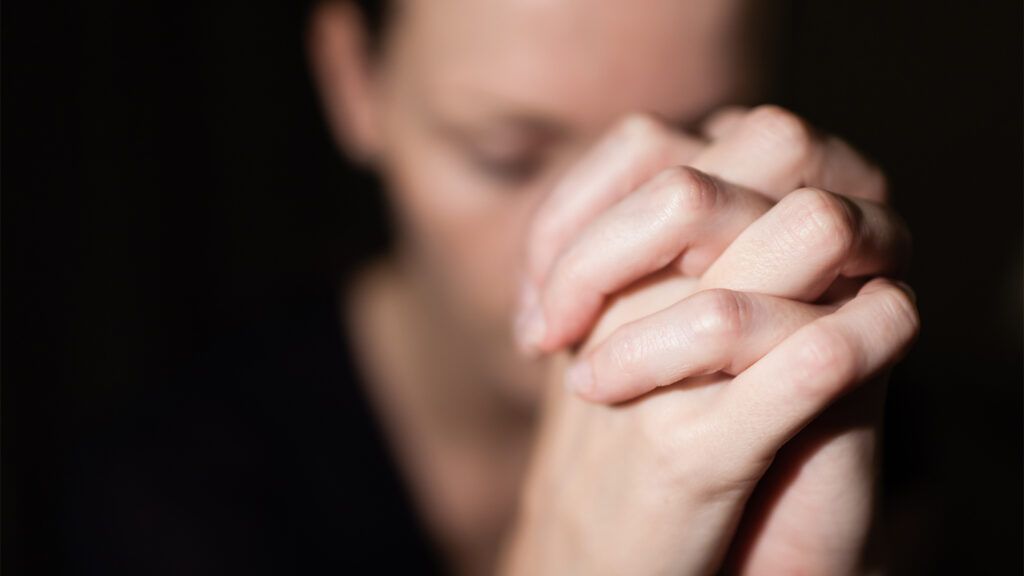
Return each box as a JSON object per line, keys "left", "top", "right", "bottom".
{"left": 309, "top": 1, "right": 919, "bottom": 574}
{"left": 503, "top": 108, "right": 914, "bottom": 574}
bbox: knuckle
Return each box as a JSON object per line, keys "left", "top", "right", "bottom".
{"left": 690, "top": 289, "right": 747, "bottom": 342}
{"left": 747, "top": 105, "right": 816, "bottom": 162}
{"left": 785, "top": 187, "right": 858, "bottom": 258}
{"left": 654, "top": 166, "right": 719, "bottom": 221}
{"left": 793, "top": 323, "right": 859, "bottom": 397}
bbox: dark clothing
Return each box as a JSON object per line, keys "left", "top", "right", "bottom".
{"left": 66, "top": 291, "right": 443, "bottom": 575}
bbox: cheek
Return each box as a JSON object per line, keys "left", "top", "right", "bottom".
{"left": 381, "top": 129, "right": 542, "bottom": 330}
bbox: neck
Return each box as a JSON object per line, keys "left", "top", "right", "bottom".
{"left": 345, "top": 254, "right": 537, "bottom": 575}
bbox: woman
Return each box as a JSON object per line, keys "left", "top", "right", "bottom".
{"left": 308, "top": 0, "right": 916, "bottom": 573}
{"left": 74, "top": 1, "right": 917, "bottom": 574}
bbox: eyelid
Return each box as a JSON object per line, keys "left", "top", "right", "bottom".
{"left": 467, "top": 147, "right": 546, "bottom": 183}
{"left": 472, "top": 135, "right": 546, "bottom": 159}
{"left": 467, "top": 135, "right": 548, "bottom": 167}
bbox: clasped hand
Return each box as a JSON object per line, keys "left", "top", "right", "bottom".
{"left": 502, "top": 106, "right": 918, "bottom": 576}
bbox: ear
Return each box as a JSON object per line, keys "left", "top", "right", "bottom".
{"left": 307, "top": 1, "right": 382, "bottom": 162}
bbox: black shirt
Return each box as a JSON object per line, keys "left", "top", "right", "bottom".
{"left": 66, "top": 290, "right": 444, "bottom": 575}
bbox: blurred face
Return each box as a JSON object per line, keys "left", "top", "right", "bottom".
{"left": 331, "top": 0, "right": 762, "bottom": 392}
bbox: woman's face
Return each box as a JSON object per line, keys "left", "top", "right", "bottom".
{"left": 329, "top": 0, "right": 759, "bottom": 392}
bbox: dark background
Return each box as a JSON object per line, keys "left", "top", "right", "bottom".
{"left": 4, "top": 1, "right": 1021, "bottom": 573}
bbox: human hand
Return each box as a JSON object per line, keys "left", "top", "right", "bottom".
{"left": 502, "top": 107, "right": 918, "bottom": 575}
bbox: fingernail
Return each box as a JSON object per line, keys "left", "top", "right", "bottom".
{"left": 514, "top": 282, "right": 546, "bottom": 352}
{"left": 564, "top": 359, "right": 594, "bottom": 395}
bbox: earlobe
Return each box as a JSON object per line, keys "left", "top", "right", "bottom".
{"left": 307, "top": 1, "right": 382, "bottom": 163}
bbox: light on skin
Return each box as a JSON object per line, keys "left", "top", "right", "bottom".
{"left": 309, "top": 1, "right": 913, "bottom": 575}
{"left": 310, "top": 2, "right": 755, "bottom": 571}
{"left": 314, "top": 0, "right": 757, "bottom": 397}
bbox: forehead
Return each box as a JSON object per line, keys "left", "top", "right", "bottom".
{"left": 391, "top": 0, "right": 750, "bottom": 128}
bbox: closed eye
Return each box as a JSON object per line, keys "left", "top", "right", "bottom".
{"left": 467, "top": 150, "right": 545, "bottom": 185}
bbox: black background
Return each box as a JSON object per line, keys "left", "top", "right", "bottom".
{"left": 4, "top": 1, "right": 1022, "bottom": 573}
